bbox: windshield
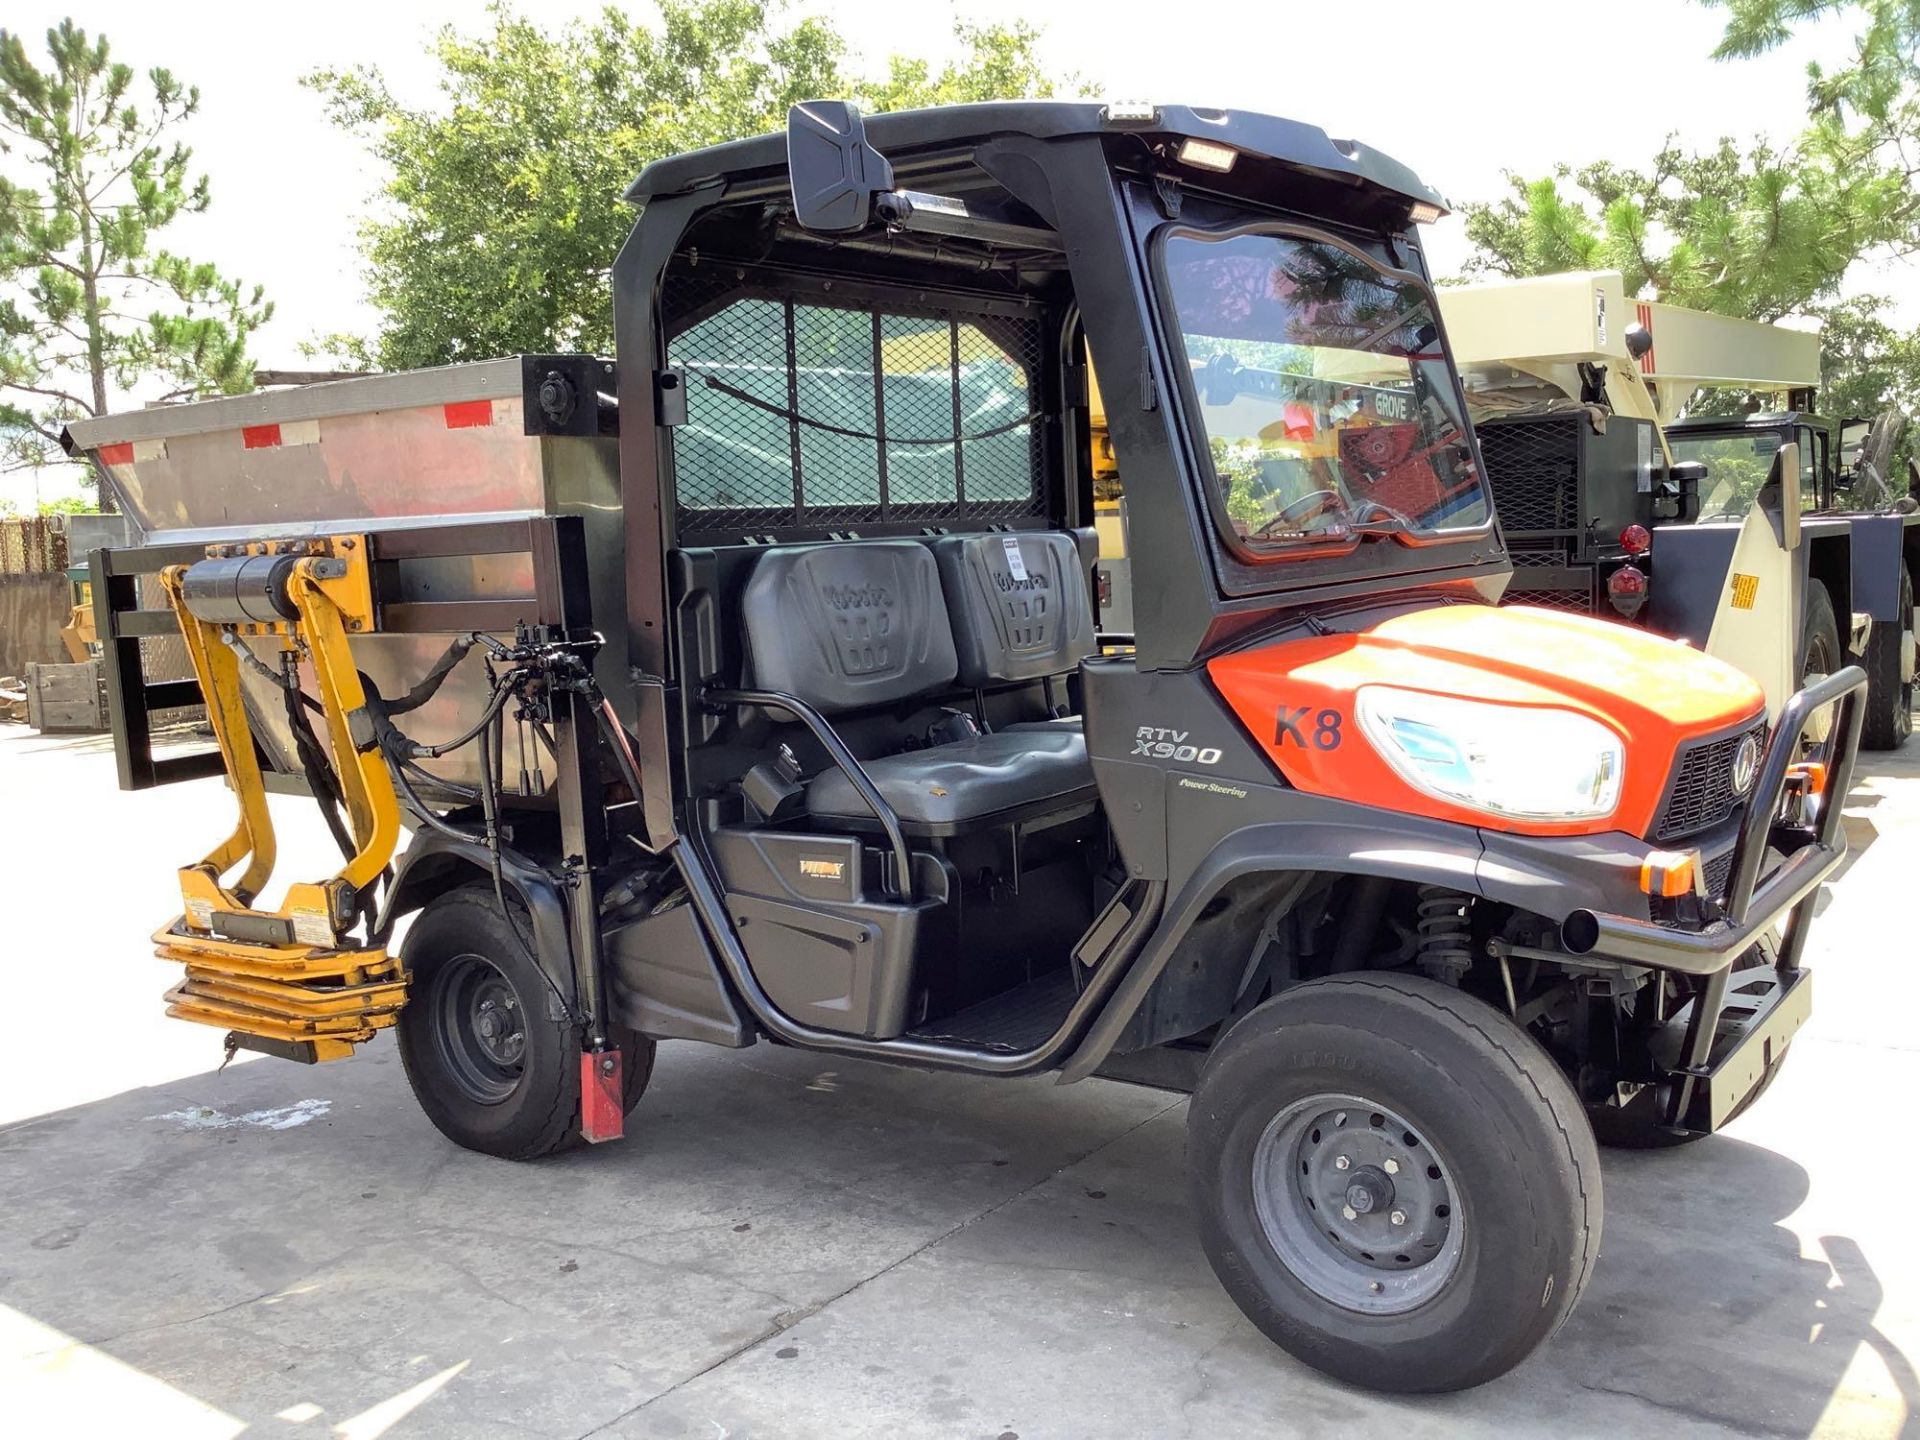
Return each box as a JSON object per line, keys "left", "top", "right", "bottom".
{"left": 1161, "top": 230, "right": 1488, "bottom": 551}
{"left": 1669, "top": 430, "right": 1789, "bottom": 519}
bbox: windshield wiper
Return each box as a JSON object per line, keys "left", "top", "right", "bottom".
{"left": 1346, "top": 514, "right": 1414, "bottom": 537}
{"left": 1250, "top": 516, "right": 1357, "bottom": 542}
{"left": 1250, "top": 503, "right": 1418, "bottom": 544}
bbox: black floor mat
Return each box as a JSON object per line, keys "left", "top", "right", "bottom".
{"left": 907, "top": 969, "right": 1078, "bottom": 1052}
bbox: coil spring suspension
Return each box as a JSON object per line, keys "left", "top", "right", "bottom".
{"left": 1415, "top": 886, "right": 1473, "bottom": 984}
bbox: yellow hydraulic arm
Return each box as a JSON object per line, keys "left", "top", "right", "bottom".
{"left": 157, "top": 534, "right": 406, "bottom": 1062}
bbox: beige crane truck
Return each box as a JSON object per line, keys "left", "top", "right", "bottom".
{"left": 1445, "top": 270, "right": 1917, "bottom": 747}
{"left": 1100, "top": 270, "right": 1916, "bottom": 747}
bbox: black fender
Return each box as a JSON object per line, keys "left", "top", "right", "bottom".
{"left": 1848, "top": 512, "right": 1915, "bottom": 622}
{"left": 1057, "top": 810, "right": 1656, "bottom": 1083}
{"left": 376, "top": 830, "right": 579, "bottom": 1018}
{"left": 1807, "top": 529, "right": 1854, "bottom": 643}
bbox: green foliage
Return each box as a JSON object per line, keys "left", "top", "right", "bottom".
{"left": 1701, "top": 3, "right": 1920, "bottom": 266}
{"left": 0, "top": 491, "right": 87, "bottom": 514}
{"left": 0, "top": 20, "right": 270, "bottom": 482}
{"left": 1460, "top": 135, "right": 1899, "bottom": 322}
{"left": 1211, "top": 435, "right": 1275, "bottom": 529}
{"left": 1460, "top": 3, "right": 1920, "bottom": 458}
{"left": 307, "top": 2, "right": 1081, "bottom": 371}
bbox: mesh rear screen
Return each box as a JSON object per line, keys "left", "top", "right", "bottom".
{"left": 665, "top": 275, "right": 1046, "bottom": 536}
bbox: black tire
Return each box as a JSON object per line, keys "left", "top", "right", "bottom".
{"left": 1801, "top": 582, "right": 1842, "bottom": 689}
{"left": 1861, "top": 566, "right": 1914, "bottom": 751}
{"left": 1187, "top": 974, "right": 1601, "bottom": 1393}
{"left": 1586, "top": 936, "right": 1787, "bottom": 1150}
{"left": 398, "top": 883, "right": 654, "bottom": 1160}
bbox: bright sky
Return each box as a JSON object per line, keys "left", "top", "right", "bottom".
{"left": 1, "top": 0, "right": 1900, "bottom": 506}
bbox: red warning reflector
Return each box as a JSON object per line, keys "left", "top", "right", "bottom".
{"left": 1607, "top": 563, "right": 1648, "bottom": 597}
{"left": 579, "top": 1049, "right": 624, "bottom": 1144}
{"left": 443, "top": 399, "right": 493, "bottom": 429}
{"left": 242, "top": 423, "right": 282, "bottom": 450}
{"left": 97, "top": 442, "right": 135, "bottom": 467}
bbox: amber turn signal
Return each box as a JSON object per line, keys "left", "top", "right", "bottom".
{"left": 1786, "top": 760, "right": 1828, "bottom": 796}
{"left": 1639, "top": 848, "right": 1702, "bottom": 898}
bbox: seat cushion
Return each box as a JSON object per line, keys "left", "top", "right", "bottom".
{"left": 742, "top": 540, "right": 957, "bottom": 714}
{"left": 933, "top": 532, "right": 1095, "bottom": 688}
{"left": 806, "top": 730, "right": 1095, "bottom": 829}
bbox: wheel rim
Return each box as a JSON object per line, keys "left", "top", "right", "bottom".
{"left": 1802, "top": 633, "right": 1838, "bottom": 745}
{"left": 1897, "top": 627, "right": 1914, "bottom": 738}
{"left": 1251, "top": 1093, "right": 1465, "bottom": 1315}
{"left": 432, "top": 952, "right": 527, "bottom": 1105}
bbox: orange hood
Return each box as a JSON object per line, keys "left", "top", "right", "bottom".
{"left": 1207, "top": 604, "right": 1765, "bottom": 837}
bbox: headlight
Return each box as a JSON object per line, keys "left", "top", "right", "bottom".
{"left": 1355, "top": 686, "right": 1624, "bottom": 822}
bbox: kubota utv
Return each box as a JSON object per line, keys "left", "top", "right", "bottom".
{"left": 71, "top": 101, "right": 1865, "bottom": 1392}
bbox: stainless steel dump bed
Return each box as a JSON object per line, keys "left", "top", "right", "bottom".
{"left": 66, "top": 360, "right": 624, "bottom": 795}
{"left": 64, "top": 359, "right": 603, "bottom": 540}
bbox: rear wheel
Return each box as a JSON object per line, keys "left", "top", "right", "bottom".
{"left": 398, "top": 883, "right": 653, "bottom": 1160}
{"left": 1861, "top": 566, "right": 1914, "bottom": 751}
{"left": 1187, "top": 974, "right": 1601, "bottom": 1393}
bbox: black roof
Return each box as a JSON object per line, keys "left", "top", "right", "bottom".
{"left": 626, "top": 101, "right": 1447, "bottom": 213}
{"left": 1668, "top": 412, "right": 1824, "bottom": 431}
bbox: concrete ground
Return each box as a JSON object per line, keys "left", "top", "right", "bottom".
{"left": 2, "top": 721, "right": 1916, "bottom": 1440}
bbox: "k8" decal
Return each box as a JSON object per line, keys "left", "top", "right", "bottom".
{"left": 1274, "top": 705, "right": 1344, "bottom": 750}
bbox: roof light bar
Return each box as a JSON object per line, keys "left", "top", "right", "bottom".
{"left": 1101, "top": 101, "right": 1161, "bottom": 128}
{"left": 1408, "top": 201, "right": 1445, "bottom": 225}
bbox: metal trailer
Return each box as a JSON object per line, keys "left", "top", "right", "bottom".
{"left": 66, "top": 101, "right": 1865, "bottom": 1395}
{"left": 1440, "top": 269, "right": 1918, "bottom": 747}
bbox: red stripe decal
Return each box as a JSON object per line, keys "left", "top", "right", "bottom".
{"left": 97, "top": 442, "right": 134, "bottom": 467}
{"left": 1636, "top": 304, "right": 1656, "bottom": 374}
{"left": 443, "top": 399, "right": 493, "bottom": 429}
{"left": 242, "top": 423, "right": 283, "bottom": 449}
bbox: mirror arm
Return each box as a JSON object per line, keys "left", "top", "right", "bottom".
{"left": 875, "top": 190, "right": 1062, "bottom": 251}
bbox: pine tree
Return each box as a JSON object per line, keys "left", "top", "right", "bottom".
{"left": 0, "top": 20, "right": 271, "bottom": 500}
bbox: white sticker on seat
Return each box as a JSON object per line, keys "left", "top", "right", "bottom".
{"left": 1001, "top": 535, "right": 1029, "bottom": 582}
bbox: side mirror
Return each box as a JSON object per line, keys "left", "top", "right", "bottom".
{"left": 1666, "top": 458, "right": 1706, "bottom": 523}
{"left": 787, "top": 100, "right": 894, "bottom": 234}
{"left": 1837, "top": 418, "right": 1872, "bottom": 486}
{"left": 1766, "top": 442, "right": 1801, "bottom": 551}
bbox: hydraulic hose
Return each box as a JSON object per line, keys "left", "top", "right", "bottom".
{"left": 384, "top": 633, "right": 479, "bottom": 716}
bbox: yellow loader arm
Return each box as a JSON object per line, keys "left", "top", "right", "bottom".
{"left": 157, "top": 535, "right": 405, "bottom": 1062}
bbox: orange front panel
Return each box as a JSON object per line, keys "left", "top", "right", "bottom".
{"left": 1207, "top": 604, "right": 1765, "bottom": 838}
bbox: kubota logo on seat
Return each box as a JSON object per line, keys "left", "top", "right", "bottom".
{"left": 823, "top": 584, "right": 893, "bottom": 610}
{"left": 995, "top": 571, "right": 1049, "bottom": 593}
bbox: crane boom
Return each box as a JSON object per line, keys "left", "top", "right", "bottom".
{"left": 1439, "top": 270, "right": 1821, "bottom": 424}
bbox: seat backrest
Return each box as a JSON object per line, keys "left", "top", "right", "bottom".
{"left": 933, "top": 531, "right": 1096, "bottom": 688}
{"left": 741, "top": 540, "right": 958, "bottom": 714}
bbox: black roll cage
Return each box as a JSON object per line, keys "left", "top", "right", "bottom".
{"left": 616, "top": 126, "right": 1510, "bottom": 683}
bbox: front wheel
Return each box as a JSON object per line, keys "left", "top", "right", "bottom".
{"left": 1801, "top": 582, "right": 1842, "bottom": 691}
{"left": 398, "top": 883, "right": 654, "bottom": 1160}
{"left": 1187, "top": 974, "right": 1601, "bottom": 1393}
